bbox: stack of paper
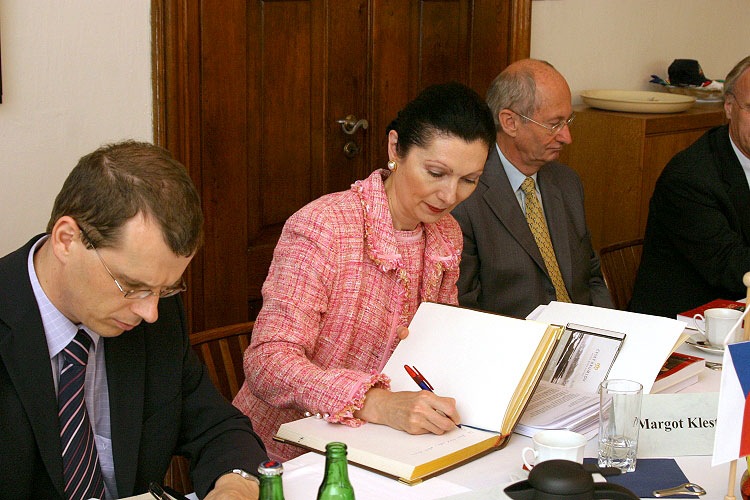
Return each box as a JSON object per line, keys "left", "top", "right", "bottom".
{"left": 514, "top": 381, "right": 600, "bottom": 439}
{"left": 517, "top": 302, "right": 688, "bottom": 439}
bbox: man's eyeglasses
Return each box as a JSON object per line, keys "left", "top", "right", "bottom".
{"left": 79, "top": 227, "right": 187, "bottom": 300}
{"left": 512, "top": 110, "right": 575, "bottom": 135}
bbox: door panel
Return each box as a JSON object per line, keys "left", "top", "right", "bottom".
{"left": 200, "top": 0, "right": 250, "bottom": 327}
{"left": 419, "top": 1, "right": 469, "bottom": 86}
{"left": 324, "top": 0, "right": 370, "bottom": 194}
{"left": 153, "top": 0, "right": 531, "bottom": 332}
{"left": 260, "top": 1, "right": 315, "bottom": 224}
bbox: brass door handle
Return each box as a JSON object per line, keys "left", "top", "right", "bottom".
{"left": 336, "top": 115, "right": 369, "bottom": 135}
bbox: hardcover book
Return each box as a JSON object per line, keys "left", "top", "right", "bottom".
{"left": 677, "top": 299, "right": 745, "bottom": 327}
{"left": 651, "top": 352, "right": 705, "bottom": 394}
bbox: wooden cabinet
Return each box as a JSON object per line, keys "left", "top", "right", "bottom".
{"left": 559, "top": 104, "right": 726, "bottom": 251}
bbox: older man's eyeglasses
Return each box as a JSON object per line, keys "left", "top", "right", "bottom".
{"left": 512, "top": 110, "right": 575, "bottom": 135}
{"left": 79, "top": 227, "right": 187, "bottom": 300}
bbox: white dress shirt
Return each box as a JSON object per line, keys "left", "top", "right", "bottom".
{"left": 730, "top": 134, "right": 750, "bottom": 189}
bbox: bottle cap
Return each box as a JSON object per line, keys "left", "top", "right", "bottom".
{"left": 258, "top": 460, "right": 284, "bottom": 476}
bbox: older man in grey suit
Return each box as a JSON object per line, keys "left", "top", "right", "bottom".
{"left": 452, "top": 59, "right": 612, "bottom": 318}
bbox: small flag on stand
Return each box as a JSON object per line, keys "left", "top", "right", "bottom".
{"left": 712, "top": 340, "right": 750, "bottom": 465}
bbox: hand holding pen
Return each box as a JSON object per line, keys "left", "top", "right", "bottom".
{"left": 404, "top": 365, "right": 461, "bottom": 428}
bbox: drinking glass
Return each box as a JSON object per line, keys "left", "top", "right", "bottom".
{"left": 598, "top": 379, "right": 642, "bottom": 473}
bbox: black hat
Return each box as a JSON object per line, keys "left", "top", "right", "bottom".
{"left": 668, "top": 59, "right": 711, "bottom": 87}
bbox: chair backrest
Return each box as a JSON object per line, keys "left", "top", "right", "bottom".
{"left": 598, "top": 239, "right": 644, "bottom": 310}
{"left": 165, "top": 321, "right": 256, "bottom": 494}
{"left": 190, "top": 321, "right": 255, "bottom": 401}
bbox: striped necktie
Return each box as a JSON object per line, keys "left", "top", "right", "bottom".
{"left": 58, "top": 330, "right": 106, "bottom": 500}
{"left": 520, "top": 177, "right": 571, "bottom": 302}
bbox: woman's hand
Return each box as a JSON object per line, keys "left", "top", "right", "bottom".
{"left": 354, "top": 387, "right": 460, "bottom": 434}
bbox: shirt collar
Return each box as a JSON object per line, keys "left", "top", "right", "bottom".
{"left": 496, "top": 143, "right": 538, "bottom": 192}
{"left": 28, "top": 236, "right": 100, "bottom": 360}
{"left": 729, "top": 133, "right": 750, "bottom": 175}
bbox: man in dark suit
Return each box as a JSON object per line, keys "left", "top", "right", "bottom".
{"left": 630, "top": 56, "right": 750, "bottom": 318}
{"left": 453, "top": 59, "right": 612, "bottom": 318}
{"left": 0, "top": 141, "right": 266, "bottom": 499}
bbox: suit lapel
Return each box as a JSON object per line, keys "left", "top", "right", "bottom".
{"left": 714, "top": 127, "right": 750, "bottom": 242}
{"left": 0, "top": 236, "right": 65, "bottom": 498}
{"left": 106, "top": 325, "right": 146, "bottom": 496}
{"left": 481, "top": 149, "right": 547, "bottom": 272}
{"left": 538, "top": 167, "right": 573, "bottom": 287}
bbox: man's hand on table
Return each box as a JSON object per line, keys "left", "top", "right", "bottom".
{"left": 205, "top": 472, "right": 259, "bottom": 500}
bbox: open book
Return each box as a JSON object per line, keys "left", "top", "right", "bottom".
{"left": 275, "top": 302, "right": 565, "bottom": 484}
{"left": 275, "top": 417, "right": 502, "bottom": 485}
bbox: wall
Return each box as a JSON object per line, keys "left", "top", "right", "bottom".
{"left": 0, "top": 1, "right": 152, "bottom": 256}
{"left": 531, "top": 0, "right": 750, "bottom": 104}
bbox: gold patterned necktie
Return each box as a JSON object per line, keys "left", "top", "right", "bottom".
{"left": 520, "top": 177, "right": 571, "bottom": 302}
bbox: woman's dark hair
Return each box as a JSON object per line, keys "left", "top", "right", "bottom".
{"left": 386, "top": 82, "right": 496, "bottom": 157}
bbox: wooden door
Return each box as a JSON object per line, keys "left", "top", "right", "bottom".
{"left": 152, "top": 0, "right": 531, "bottom": 332}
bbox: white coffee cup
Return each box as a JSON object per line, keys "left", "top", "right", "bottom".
{"left": 521, "top": 429, "right": 586, "bottom": 469}
{"left": 693, "top": 307, "right": 743, "bottom": 347}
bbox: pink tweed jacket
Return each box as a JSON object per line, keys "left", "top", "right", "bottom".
{"left": 233, "top": 170, "right": 463, "bottom": 461}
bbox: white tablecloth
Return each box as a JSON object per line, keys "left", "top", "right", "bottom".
{"left": 280, "top": 341, "right": 746, "bottom": 499}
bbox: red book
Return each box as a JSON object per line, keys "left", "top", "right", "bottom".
{"left": 651, "top": 352, "right": 706, "bottom": 393}
{"left": 676, "top": 299, "right": 745, "bottom": 326}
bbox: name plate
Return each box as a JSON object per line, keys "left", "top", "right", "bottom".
{"left": 637, "top": 392, "right": 719, "bottom": 457}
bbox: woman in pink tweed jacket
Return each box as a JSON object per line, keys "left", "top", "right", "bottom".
{"left": 233, "top": 83, "right": 496, "bottom": 460}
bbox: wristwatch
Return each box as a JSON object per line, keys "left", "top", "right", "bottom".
{"left": 223, "top": 468, "right": 260, "bottom": 485}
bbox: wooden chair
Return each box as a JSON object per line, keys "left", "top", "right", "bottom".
{"left": 190, "top": 321, "right": 255, "bottom": 401}
{"left": 164, "top": 321, "right": 256, "bottom": 494}
{"left": 598, "top": 239, "right": 644, "bottom": 310}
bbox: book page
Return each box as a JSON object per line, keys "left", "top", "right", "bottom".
{"left": 383, "top": 302, "right": 554, "bottom": 432}
{"left": 534, "top": 302, "right": 685, "bottom": 393}
{"left": 276, "top": 417, "right": 499, "bottom": 478}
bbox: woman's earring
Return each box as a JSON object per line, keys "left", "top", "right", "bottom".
{"left": 387, "top": 160, "right": 398, "bottom": 172}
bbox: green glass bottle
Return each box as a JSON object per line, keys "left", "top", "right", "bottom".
{"left": 258, "top": 460, "right": 285, "bottom": 500}
{"left": 316, "top": 442, "right": 356, "bottom": 500}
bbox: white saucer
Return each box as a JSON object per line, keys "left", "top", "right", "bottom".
{"left": 685, "top": 337, "right": 724, "bottom": 354}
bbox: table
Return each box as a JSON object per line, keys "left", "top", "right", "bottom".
{"left": 280, "top": 341, "right": 746, "bottom": 499}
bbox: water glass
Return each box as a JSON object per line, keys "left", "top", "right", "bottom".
{"left": 598, "top": 379, "right": 642, "bottom": 473}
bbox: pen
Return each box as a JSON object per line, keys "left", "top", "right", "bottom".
{"left": 404, "top": 365, "right": 431, "bottom": 390}
{"left": 403, "top": 365, "right": 461, "bottom": 428}
{"left": 149, "top": 481, "right": 190, "bottom": 500}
